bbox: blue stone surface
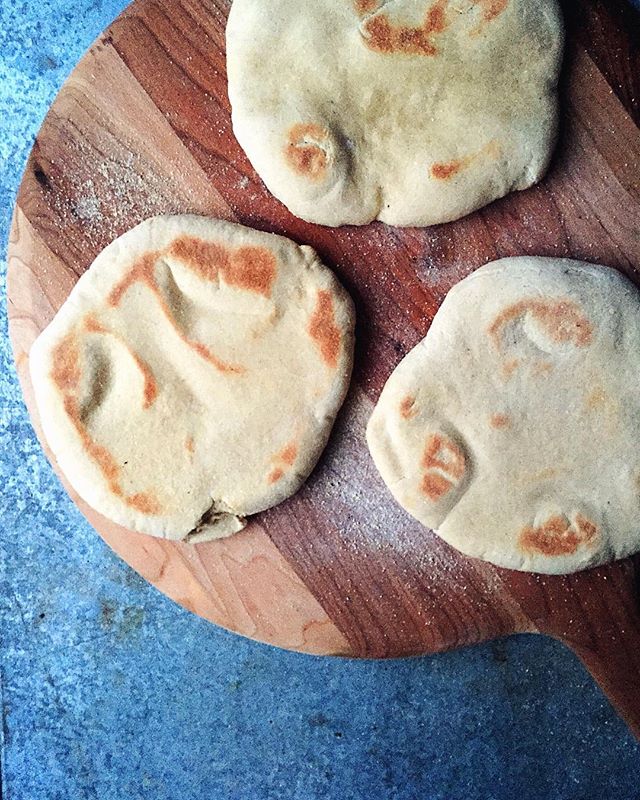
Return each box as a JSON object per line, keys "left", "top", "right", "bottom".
{"left": 1, "top": 2, "right": 640, "bottom": 798}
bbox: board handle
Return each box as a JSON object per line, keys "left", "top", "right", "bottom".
{"left": 543, "top": 559, "right": 640, "bottom": 739}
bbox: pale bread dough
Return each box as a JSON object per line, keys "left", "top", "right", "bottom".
{"left": 226, "top": 0, "right": 564, "bottom": 227}
{"left": 367, "top": 257, "right": 640, "bottom": 574}
{"left": 30, "top": 215, "right": 355, "bottom": 541}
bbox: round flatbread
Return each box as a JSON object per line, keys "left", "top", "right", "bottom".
{"left": 367, "top": 257, "right": 640, "bottom": 574}
{"left": 30, "top": 215, "right": 355, "bottom": 542}
{"left": 226, "top": 0, "right": 564, "bottom": 227}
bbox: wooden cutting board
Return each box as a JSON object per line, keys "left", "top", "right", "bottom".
{"left": 7, "top": 0, "right": 640, "bottom": 736}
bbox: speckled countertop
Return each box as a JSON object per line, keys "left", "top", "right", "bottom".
{"left": 1, "top": 2, "right": 640, "bottom": 799}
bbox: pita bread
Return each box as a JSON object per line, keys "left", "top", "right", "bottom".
{"left": 367, "top": 257, "right": 640, "bottom": 574}
{"left": 226, "top": 0, "right": 564, "bottom": 227}
{"left": 30, "top": 215, "right": 355, "bottom": 542}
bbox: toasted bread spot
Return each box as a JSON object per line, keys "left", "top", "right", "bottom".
{"left": 520, "top": 513, "right": 598, "bottom": 557}
{"left": 575, "top": 513, "right": 598, "bottom": 542}
{"left": 361, "top": 0, "right": 447, "bottom": 56}
{"left": 490, "top": 413, "right": 511, "bottom": 429}
{"left": 422, "top": 433, "right": 466, "bottom": 480}
{"left": 84, "top": 314, "right": 108, "bottom": 334}
{"left": 471, "top": 0, "right": 508, "bottom": 34}
{"left": 400, "top": 395, "right": 417, "bottom": 419}
{"left": 357, "top": 0, "right": 507, "bottom": 52}
{"left": 54, "top": 335, "right": 121, "bottom": 492}
{"left": 431, "top": 159, "right": 463, "bottom": 180}
{"left": 490, "top": 298, "right": 593, "bottom": 351}
{"left": 420, "top": 433, "right": 466, "bottom": 502}
{"left": 268, "top": 467, "right": 285, "bottom": 484}
{"left": 308, "top": 289, "right": 341, "bottom": 368}
{"left": 110, "top": 250, "right": 246, "bottom": 375}
{"left": 268, "top": 440, "right": 298, "bottom": 483}
{"left": 229, "top": 246, "right": 277, "bottom": 297}
{"left": 134, "top": 355, "right": 158, "bottom": 409}
{"left": 127, "top": 492, "right": 162, "bottom": 515}
{"left": 285, "top": 123, "right": 330, "bottom": 181}
{"left": 108, "top": 253, "right": 157, "bottom": 308}
{"left": 190, "top": 341, "right": 245, "bottom": 374}
{"left": 51, "top": 334, "right": 81, "bottom": 391}
{"left": 53, "top": 331, "right": 163, "bottom": 514}
{"left": 354, "top": 0, "right": 379, "bottom": 12}
{"left": 170, "top": 237, "right": 277, "bottom": 298}
{"left": 62, "top": 394, "right": 121, "bottom": 489}
{"left": 421, "top": 472, "right": 454, "bottom": 501}
{"left": 185, "top": 436, "right": 195, "bottom": 454}
{"left": 170, "top": 237, "right": 229, "bottom": 283}
{"left": 277, "top": 442, "right": 298, "bottom": 466}
{"left": 431, "top": 139, "right": 500, "bottom": 180}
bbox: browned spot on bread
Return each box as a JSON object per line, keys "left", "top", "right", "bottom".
{"left": 482, "top": 0, "right": 508, "bottom": 22}
{"left": 268, "top": 467, "right": 285, "bottom": 484}
{"left": 354, "top": 0, "right": 379, "bottom": 12}
{"left": 420, "top": 433, "right": 466, "bottom": 501}
{"left": 361, "top": 0, "right": 447, "bottom": 56}
{"left": 471, "top": 0, "right": 508, "bottom": 34}
{"left": 309, "top": 289, "right": 341, "bottom": 369}
{"left": 421, "top": 472, "right": 454, "bottom": 501}
{"left": 84, "top": 314, "right": 109, "bottom": 334}
{"left": 51, "top": 334, "right": 81, "bottom": 391}
{"left": 520, "top": 513, "right": 598, "bottom": 557}
{"left": 575, "top": 513, "right": 598, "bottom": 542}
{"left": 52, "top": 333, "right": 163, "bottom": 515}
{"left": 431, "top": 139, "right": 500, "bottom": 180}
{"left": 73, "top": 407, "right": 120, "bottom": 485}
{"left": 489, "top": 298, "right": 593, "bottom": 351}
{"left": 110, "top": 250, "right": 246, "bottom": 375}
{"left": 285, "top": 123, "right": 330, "bottom": 181}
{"left": 359, "top": 0, "right": 506, "bottom": 56}
{"left": 126, "top": 492, "right": 162, "bottom": 515}
{"left": 190, "top": 341, "right": 245, "bottom": 374}
{"left": 108, "top": 253, "right": 158, "bottom": 308}
{"left": 229, "top": 246, "right": 277, "bottom": 297}
{"left": 61, "top": 392, "right": 121, "bottom": 492}
{"left": 185, "top": 436, "right": 195, "bottom": 454}
{"left": 277, "top": 442, "right": 298, "bottom": 466}
{"left": 170, "top": 237, "right": 277, "bottom": 298}
{"left": 431, "top": 159, "right": 463, "bottom": 180}
{"left": 169, "top": 237, "right": 229, "bottom": 283}
{"left": 490, "top": 413, "right": 511, "bottom": 429}
{"left": 422, "top": 433, "right": 466, "bottom": 479}
{"left": 137, "top": 357, "right": 158, "bottom": 409}
{"left": 400, "top": 395, "right": 417, "bottom": 419}
{"left": 268, "top": 439, "right": 298, "bottom": 484}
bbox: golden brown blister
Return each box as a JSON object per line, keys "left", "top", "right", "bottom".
{"left": 356, "top": 0, "right": 509, "bottom": 56}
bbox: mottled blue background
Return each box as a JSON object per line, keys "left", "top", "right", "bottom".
{"left": 1, "top": 2, "right": 640, "bottom": 798}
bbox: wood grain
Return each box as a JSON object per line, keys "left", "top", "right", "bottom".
{"left": 7, "top": 0, "right": 640, "bottom": 735}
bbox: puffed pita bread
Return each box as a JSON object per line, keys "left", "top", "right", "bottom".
{"left": 30, "top": 215, "right": 355, "bottom": 541}
{"left": 226, "top": 0, "right": 564, "bottom": 227}
{"left": 367, "top": 257, "right": 640, "bottom": 574}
